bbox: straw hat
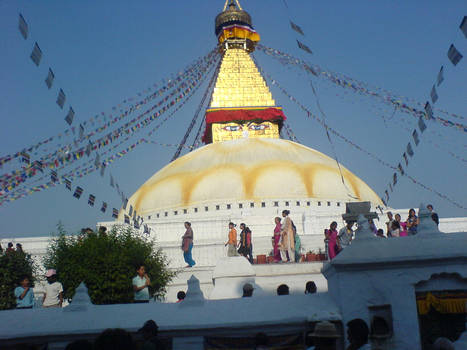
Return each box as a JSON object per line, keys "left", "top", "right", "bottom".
{"left": 310, "top": 321, "right": 340, "bottom": 338}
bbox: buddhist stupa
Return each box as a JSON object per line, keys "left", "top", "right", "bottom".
{"left": 114, "top": 0, "right": 382, "bottom": 266}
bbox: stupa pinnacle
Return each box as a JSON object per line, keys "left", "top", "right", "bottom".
{"left": 203, "top": 0, "right": 286, "bottom": 143}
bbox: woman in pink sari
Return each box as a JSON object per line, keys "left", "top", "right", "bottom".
{"left": 325, "top": 221, "right": 340, "bottom": 260}
{"left": 395, "top": 214, "right": 408, "bottom": 236}
{"left": 273, "top": 217, "right": 282, "bottom": 262}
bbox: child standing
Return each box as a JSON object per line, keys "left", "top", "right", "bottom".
{"left": 42, "top": 269, "right": 63, "bottom": 308}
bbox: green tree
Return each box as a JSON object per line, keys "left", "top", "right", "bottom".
{"left": 0, "top": 249, "right": 37, "bottom": 310}
{"left": 44, "top": 225, "right": 175, "bottom": 304}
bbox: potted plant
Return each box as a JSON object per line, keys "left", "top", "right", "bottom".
{"left": 267, "top": 250, "right": 274, "bottom": 263}
{"left": 257, "top": 254, "right": 267, "bottom": 264}
{"left": 318, "top": 248, "right": 326, "bottom": 261}
{"left": 312, "top": 250, "right": 320, "bottom": 261}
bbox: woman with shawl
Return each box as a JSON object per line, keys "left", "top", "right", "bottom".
{"left": 279, "top": 210, "right": 295, "bottom": 262}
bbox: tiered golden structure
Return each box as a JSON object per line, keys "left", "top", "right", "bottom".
{"left": 204, "top": 0, "right": 285, "bottom": 143}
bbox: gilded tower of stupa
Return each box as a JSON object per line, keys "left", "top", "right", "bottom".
{"left": 203, "top": 0, "right": 286, "bottom": 143}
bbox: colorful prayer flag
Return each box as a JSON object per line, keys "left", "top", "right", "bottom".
{"left": 129, "top": 205, "right": 133, "bottom": 216}
{"left": 397, "top": 163, "right": 405, "bottom": 176}
{"left": 101, "top": 202, "right": 107, "bottom": 213}
{"left": 447, "top": 44, "right": 463, "bottom": 66}
{"left": 18, "top": 14, "right": 28, "bottom": 39}
{"left": 303, "top": 63, "right": 318, "bottom": 76}
{"left": 418, "top": 117, "right": 427, "bottom": 133}
{"left": 430, "top": 86, "right": 438, "bottom": 104}
{"left": 20, "top": 152, "right": 30, "bottom": 164}
{"left": 424, "top": 102, "right": 433, "bottom": 120}
{"left": 79, "top": 124, "right": 84, "bottom": 139}
{"left": 88, "top": 194, "right": 95, "bottom": 206}
{"left": 393, "top": 173, "right": 397, "bottom": 186}
{"left": 65, "top": 178, "right": 72, "bottom": 190}
{"left": 407, "top": 143, "right": 414, "bottom": 157}
{"left": 65, "top": 107, "right": 75, "bottom": 125}
{"left": 73, "top": 186, "right": 83, "bottom": 199}
{"left": 460, "top": 16, "right": 467, "bottom": 38}
{"left": 124, "top": 215, "right": 130, "bottom": 224}
{"left": 297, "top": 40, "right": 312, "bottom": 54}
{"left": 403, "top": 152, "right": 409, "bottom": 166}
{"left": 85, "top": 142, "right": 92, "bottom": 157}
{"left": 436, "top": 66, "right": 444, "bottom": 86}
{"left": 45, "top": 68, "right": 54, "bottom": 89}
{"left": 57, "top": 89, "right": 66, "bottom": 109}
{"left": 30, "top": 42, "right": 42, "bottom": 66}
{"left": 290, "top": 21, "right": 304, "bottom": 35}
{"left": 412, "top": 130, "right": 420, "bottom": 146}
{"left": 32, "top": 160, "right": 43, "bottom": 172}
{"left": 112, "top": 208, "right": 118, "bottom": 218}
{"left": 50, "top": 170, "right": 58, "bottom": 183}
{"left": 384, "top": 190, "right": 389, "bottom": 202}
{"left": 123, "top": 198, "right": 128, "bottom": 210}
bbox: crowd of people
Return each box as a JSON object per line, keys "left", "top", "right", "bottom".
{"left": 181, "top": 209, "right": 302, "bottom": 267}
{"left": 325, "top": 205, "right": 440, "bottom": 260}
{"left": 180, "top": 204, "right": 441, "bottom": 266}
{"left": 0, "top": 241, "right": 24, "bottom": 254}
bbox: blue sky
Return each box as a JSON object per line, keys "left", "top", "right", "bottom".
{"left": 0, "top": 0, "right": 466, "bottom": 238}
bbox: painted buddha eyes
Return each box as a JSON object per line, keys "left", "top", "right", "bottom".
{"left": 248, "top": 123, "right": 269, "bottom": 131}
{"left": 222, "top": 123, "right": 270, "bottom": 132}
{"left": 223, "top": 125, "right": 243, "bottom": 131}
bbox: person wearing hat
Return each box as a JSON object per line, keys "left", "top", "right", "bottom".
{"left": 42, "top": 269, "right": 63, "bottom": 308}
{"left": 306, "top": 321, "right": 340, "bottom": 350}
{"left": 242, "top": 283, "right": 254, "bottom": 297}
{"left": 138, "top": 320, "right": 166, "bottom": 350}
{"left": 225, "top": 222, "right": 238, "bottom": 257}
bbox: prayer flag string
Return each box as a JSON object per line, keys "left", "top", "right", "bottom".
{"left": 259, "top": 68, "right": 466, "bottom": 210}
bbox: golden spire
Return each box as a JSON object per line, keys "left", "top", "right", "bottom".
{"left": 202, "top": 1, "right": 286, "bottom": 144}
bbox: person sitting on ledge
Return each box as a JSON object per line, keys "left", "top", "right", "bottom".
{"left": 277, "top": 284, "right": 289, "bottom": 295}
{"left": 176, "top": 291, "right": 185, "bottom": 303}
{"left": 305, "top": 281, "right": 317, "bottom": 294}
{"left": 376, "top": 229, "right": 385, "bottom": 238}
{"left": 94, "top": 328, "right": 134, "bottom": 350}
{"left": 346, "top": 318, "right": 370, "bottom": 350}
{"left": 242, "top": 283, "right": 254, "bottom": 297}
{"left": 138, "top": 320, "right": 166, "bottom": 350}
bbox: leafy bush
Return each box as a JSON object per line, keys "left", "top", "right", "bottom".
{"left": 43, "top": 225, "right": 175, "bottom": 304}
{"left": 0, "top": 250, "right": 37, "bottom": 310}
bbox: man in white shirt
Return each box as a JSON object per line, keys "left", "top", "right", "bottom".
{"left": 42, "top": 269, "right": 63, "bottom": 308}
{"left": 132, "top": 265, "right": 150, "bottom": 303}
{"left": 338, "top": 222, "right": 354, "bottom": 249}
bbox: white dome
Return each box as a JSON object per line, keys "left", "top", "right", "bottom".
{"left": 124, "top": 138, "right": 382, "bottom": 217}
